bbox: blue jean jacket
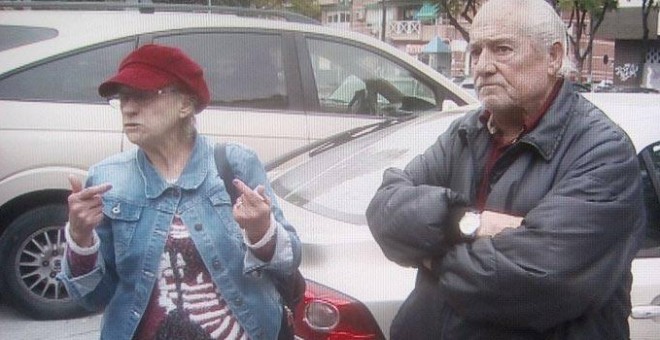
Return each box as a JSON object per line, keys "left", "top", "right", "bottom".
{"left": 59, "top": 136, "right": 302, "bottom": 340}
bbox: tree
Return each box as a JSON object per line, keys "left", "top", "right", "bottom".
{"left": 286, "top": 0, "right": 321, "bottom": 20}
{"left": 428, "top": 1, "right": 614, "bottom": 75}
{"left": 433, "top": 0, "right": 482, "bottom": 42}
{"left": 155, "top": 0, "right": 320, "bottom": 20}
{"left": 247, "top": 0, "right": 321, "bottom": 19}
{"left": 640, "top": 0, "right": 658, "bottom": 62}
{"left": 557, "top": 0, "right": 618, "bottom": 75}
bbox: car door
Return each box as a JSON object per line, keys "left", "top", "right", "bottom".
{"left": 630, "top": 141, "right": 660, "bottom": 339}
{"left": 151, "top": 30, "right": 310, "bottom": 162}
{"left": 0, "top": 39, "right": 132, "bottom": 319}
{"left": 0, "top": 39, "right": 131, "bottom": 201}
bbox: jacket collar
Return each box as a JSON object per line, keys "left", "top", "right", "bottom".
{"left": 459, "top": 79, "right": 577, "bottom": 161}
{"left": 520, "top": 80, "right": 576, "bottom": 160}
{"left": 136, "top": 135, "right": 210, "bottom": 199}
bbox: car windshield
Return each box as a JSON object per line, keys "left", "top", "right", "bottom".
{"left": 271, "top": 110, "right": 466, "bottom": 224}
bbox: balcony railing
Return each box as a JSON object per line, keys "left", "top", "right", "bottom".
{"left": 387, "top": 20, "right": 421, "bottom": 40}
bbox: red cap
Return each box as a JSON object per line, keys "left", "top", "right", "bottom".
{"left": 98, "top": 44, "right": 210, "bottom": 112}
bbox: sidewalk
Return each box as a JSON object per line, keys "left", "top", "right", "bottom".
{"left": 0, "top": 303, "right": 101, "bottom": 339}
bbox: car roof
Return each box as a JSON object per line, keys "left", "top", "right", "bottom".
{"left": 0, "top": 10, "right": 314, "bottom": 69}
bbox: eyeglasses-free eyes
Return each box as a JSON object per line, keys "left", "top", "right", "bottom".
{"left": 107, "top": 88, "right": 178, "bottom": 109}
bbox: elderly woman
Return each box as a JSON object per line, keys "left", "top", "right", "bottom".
{"left": 59, "top": 44, "right": 301, "bottom": 340}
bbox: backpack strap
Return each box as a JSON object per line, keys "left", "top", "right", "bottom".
{"left": 213, "top": 143, "right": 239, "bottom": 204}
{"left": 214, "top": 143, "right": 306, "bottom": 324}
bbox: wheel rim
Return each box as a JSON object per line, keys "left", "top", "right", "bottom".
{"left": 14, "top": 225, "right": 72, "bottom": 302}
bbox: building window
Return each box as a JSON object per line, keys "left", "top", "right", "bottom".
{"left": 328, "top": 11, "right": 351, "bottom": 24}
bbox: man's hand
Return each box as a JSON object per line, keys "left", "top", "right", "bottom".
{"left": 67, "top": 175, "right": 112, "bottom": 247}
{"left": 422, "top": 258, "right": 433, "bottom": 271}
{"left": 232, "top": 179, "right": 272, "bottom": 244}
{"left": 477, "top": 210, "right": 523, "bottom": 237}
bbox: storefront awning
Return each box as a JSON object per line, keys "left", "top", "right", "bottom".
{"left": 422, "top": 36, "right": 451, "bottom": 54}
{"left": 414, "top": 3, "right": 439, "bottom": 21}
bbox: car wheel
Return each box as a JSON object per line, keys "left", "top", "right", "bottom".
{"left": 1, "top": 204, "right": 90, "bottom": 320}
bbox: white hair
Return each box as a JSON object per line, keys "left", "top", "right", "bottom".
{"left": 476, "top": 0, "right": 577, "bottom": 77}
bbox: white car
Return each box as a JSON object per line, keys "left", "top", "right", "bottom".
{"left": 266, "top": 92, "right": 660, "bottom": 339}
{"left": 0, "top": 3, "right": 476, "bottom": 321}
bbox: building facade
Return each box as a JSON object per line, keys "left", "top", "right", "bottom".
{"left": 318, "top": 0, "right": 637, "bottom": 86}
{"left": 596, "top": 0, "right": 660, "bottom": 89}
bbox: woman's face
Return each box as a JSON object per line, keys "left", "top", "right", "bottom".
{"left": 115, "top": 86, "right": 190, "bottom": 147}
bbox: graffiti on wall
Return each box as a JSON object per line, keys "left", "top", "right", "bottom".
{"left": 614, "top": 63, "right": 640, "bottom": 82}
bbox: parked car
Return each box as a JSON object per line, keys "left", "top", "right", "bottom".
{"left": 459, "top": 77, "right": 477, "bottom": 97}
{"left": 0, "top": 2, "right": 476, "bottom": 322}
{"left": 594, "top": 79, "right": 614, "bottom": 92}
{"left": 266, "top": 92, "right": 660, "bottom": 339}
{"left": 602, "top": 86, "right": 659, "bottom": 94}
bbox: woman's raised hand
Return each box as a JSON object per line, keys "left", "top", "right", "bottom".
{"left": 231, "top": 179, "right": 272, "bottom": 244}
{"left": 67, "top": 175, "right": 112, "bottom": 247}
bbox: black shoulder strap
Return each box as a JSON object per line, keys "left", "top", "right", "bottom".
{"left": 213, "top": 143, "right": 239, "bottom": 204}
{"left": 215, "top": 144, "right": 306, "bottom": 317}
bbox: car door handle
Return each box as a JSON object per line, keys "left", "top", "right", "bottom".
{"left": 631, "top": 305, "right": 660, "bottom": 319}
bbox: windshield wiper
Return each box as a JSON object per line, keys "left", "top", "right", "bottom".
{"left": 265, "top": 117, "right": 414, "bottom": 171}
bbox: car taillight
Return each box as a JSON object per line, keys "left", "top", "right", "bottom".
{"left": 293, "top": 280, "right": 385, "bottom": 340}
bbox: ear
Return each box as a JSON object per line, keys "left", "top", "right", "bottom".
{"left": 178, "top": 95, "right": 197, "bottom": 118}
{"left": 548, "top": 42, "right": 563, "bottom": 76}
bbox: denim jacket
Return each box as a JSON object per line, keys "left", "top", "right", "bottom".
{"left": 59, "top": 136, "right": 302, "bottom": 340}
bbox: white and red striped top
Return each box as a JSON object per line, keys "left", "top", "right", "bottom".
{"left": 133, "top": 215, "right": 249, "bottom": 340}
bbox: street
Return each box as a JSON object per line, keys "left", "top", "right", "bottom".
{"left": 0, "top": 301, "right": 101, "bottom": 339}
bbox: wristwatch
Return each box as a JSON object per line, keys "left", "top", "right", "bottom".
{"left": 459, "top": 212, "right": 481, "bottom": 240}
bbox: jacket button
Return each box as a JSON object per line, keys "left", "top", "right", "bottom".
{"left": 234, "top": 297, "right": 243, "bottom": 306}
{"left": 212, "top": 260, "right": 221, "bottom": 270}
{"left": 195, "top": 223, "right": 203, "bottom": 231}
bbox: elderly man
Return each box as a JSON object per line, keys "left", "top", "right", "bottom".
{"left": 366, "top": 0, "right": 645, "bottom": 338}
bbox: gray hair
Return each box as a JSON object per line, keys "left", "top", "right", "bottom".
{"left": 182, "top": 93, "right": 199, "bottom": 139}
{"left": 476, "top": 0, "right": 576, "bottom": 77}
{"left": 184, "top": 115, "right": 197, "bottom": 139}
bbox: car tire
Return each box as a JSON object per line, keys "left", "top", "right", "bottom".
{"left": 1, "top": 204, "right": 90, "bottom": 320}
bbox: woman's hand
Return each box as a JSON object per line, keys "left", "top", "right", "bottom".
{"left": 231, "top": 179, "right": 272, "bottom": 243}
{"left": 67, "top": 175, "right": 112, "bottom": 247}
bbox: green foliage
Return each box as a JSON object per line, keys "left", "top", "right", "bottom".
{"left": 557, "top": 0, "right": 618, "bottom": 16}
{"left": 287, "top": 0, "right": 321, "bottom": 20}
{"left": 158, "top": 0, "right": 320, "bottom": 20}
{"left": 429, "top": 0, "right": 482, "bottom": 41}
{"left": 556, "top": 0, "right": 618, "bottom": 73}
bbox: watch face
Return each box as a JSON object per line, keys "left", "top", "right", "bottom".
{"left": 459, "top": 212, "right": 481, "bottom": 236}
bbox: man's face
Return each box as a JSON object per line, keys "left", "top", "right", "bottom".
{"left": 469, "top": 14, "right": 555, "bottom": 115}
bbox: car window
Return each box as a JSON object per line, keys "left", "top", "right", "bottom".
{"left": 0, "top": 40, "right": 134, "bottom": 103}
{"left": 155, "top": 32, "right": 288, "bottom": 109}
{"left": 307, "top": 38, "right": 437, "bottom": 117}
{"left": 638, "top": 142, "right": 660, "bottom": 257}
{"left": 0, "top": 25, "right": 58, "bottom": 52}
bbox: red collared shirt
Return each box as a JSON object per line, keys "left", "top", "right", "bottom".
{"left": 476, "top": 80, "right": 563, "bottom": 210}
